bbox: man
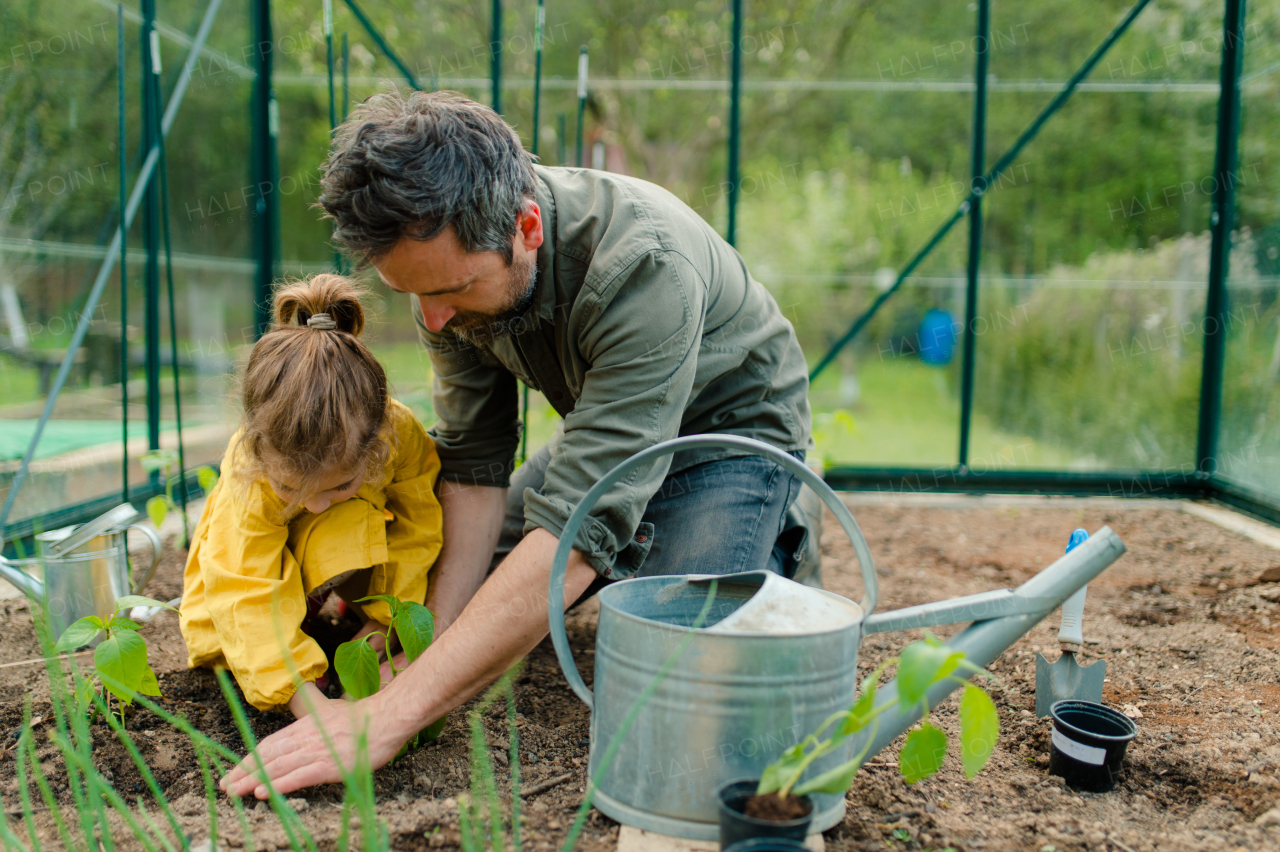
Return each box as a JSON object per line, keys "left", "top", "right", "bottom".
{"left": 221, "top": 90, "right": 811, "bottom": 797}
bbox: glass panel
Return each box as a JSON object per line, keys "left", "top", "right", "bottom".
{"left": 0, "top": 0, "right": 254, "bottom": 529}
{"left": 1217, "top": 3, "right": 1280, "bottom": 496}
{"left": 969, "top": 0, "right": 1224, "bottom": 471}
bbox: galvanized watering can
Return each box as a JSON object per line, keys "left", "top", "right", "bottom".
{"left": 0, "top": 503, "right": 162, "bottom": 638}
{"left": 548, "top": 435, "right": 1127, "bottom": 840}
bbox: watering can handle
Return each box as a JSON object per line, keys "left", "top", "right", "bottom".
{"left": 128, "top": 523, "right": 163, "bottom": 595}
{"left": 548, "top": 434, "right": 879, "bottom": 710}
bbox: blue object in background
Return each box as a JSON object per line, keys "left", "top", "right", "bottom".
{"left": 918, "top": 308, "right": 957, "bottom": 365}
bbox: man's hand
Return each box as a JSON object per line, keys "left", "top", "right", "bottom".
{"left": 222, "top": 690, "right": 404, "bottom": 799}
{"left": 220, "top": 527, "right": 597, "bottom": 798}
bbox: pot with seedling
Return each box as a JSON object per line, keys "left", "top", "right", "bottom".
{"left": 717, "top": 634, "right": 999, "bottom": 845}
{"left": 547, "top": 435, "right": 1129, "bottom": 840}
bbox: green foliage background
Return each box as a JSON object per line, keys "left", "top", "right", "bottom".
{"left": 1, "top": 0, "right": 1278, "bottom": 488}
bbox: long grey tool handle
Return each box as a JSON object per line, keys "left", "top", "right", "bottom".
{"left": 844, "top": 526, "right": 1126, "bottom": 764}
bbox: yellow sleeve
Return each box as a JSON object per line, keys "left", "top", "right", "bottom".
{"left": 197, "top": 476, "right": 329, "bottom": 711}
{"left": 368, "top": 401, "right": 444, "bottom": 619}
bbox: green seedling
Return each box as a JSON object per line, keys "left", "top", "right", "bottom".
{"left": 54, "top": 595, "right": 177, "bottom": 726}
{"left": 141, "top": 449, "right": 218, "bottom": 549}
{"left": 334, "top": 594, "right": 446, "bottom": 748}
{"left": 758, "top": 633, "right": 1000, "bottom": 799}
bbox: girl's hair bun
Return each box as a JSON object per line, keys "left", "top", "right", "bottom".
{"left": 272, "top": 273, "right": 367, "bottom": 337}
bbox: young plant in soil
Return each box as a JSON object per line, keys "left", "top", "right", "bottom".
{"left": 751, "top": 633, "right": 1000, "bottom": 820}
{"left": 53, "top": 594, "right": 177, "bottom": 725}
{"left": 140, "top": 449, "right": 219, "bottom": 548}
{"left": 334, "top": 594, "right": 446, "bottom": 747}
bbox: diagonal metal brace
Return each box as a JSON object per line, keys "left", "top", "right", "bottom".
{"left": 808, "top": 0, "right": 1156, "bottom": 384}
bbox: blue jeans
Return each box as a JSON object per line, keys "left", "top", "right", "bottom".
{"left": 493, "top": 443, "right": 807, "bottom": 581}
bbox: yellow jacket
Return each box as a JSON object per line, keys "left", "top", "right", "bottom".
{"left": 179, "top": 399, "right": 443, "bottom": 710}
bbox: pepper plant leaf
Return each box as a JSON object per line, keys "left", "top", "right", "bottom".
{"left": 959, "top": 683, "right": 999, "bottom": 778}
{"left": 422, "top": 714, "right": 447, "bottom": 741}
{"left": 335, "top": 637, "right": 381, "bottom": 700}
{"left": 793, "top": 756, "right": 862, "bottom": 796}
{"left": 55, "top": 617, "right": 104, "bottom": 652}
{"left": 94, "top": 629, "right": 149, "bottom": 704}
{"left": 897, "top": 639, "right": 964, "bottom": 706}
{"left": 145, "top": 496, "right": 169, "bottom": 529}
{"left": 840, "top": 659, "right": 893, "bottom": 736}
{"left": 393, "top": 602, "right": 436, "bottom": 663}
{"left": 757, "top": 741, "right": 807, "bottom": 795}
{"left": 136, "top": 664, "right": 162, "bottom": 697}
{"left": 196, "top": 465, "right": 219, "bottom": 495}
{"left": 899, "top": 723, "right": 947, "bottom": 784}
{"left": 113, "top": 595, "right": 176, "bottom": 612}
{"left": 107, "top": 617, "right": 142, "bottom": 632}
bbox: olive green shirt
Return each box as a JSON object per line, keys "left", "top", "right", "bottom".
{"left": 419, "top": 165, "right": 810, "bottom": 579}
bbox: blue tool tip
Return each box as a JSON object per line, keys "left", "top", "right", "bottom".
{"left": 1066, "top": 528, "right": 1089, "bottom": 553}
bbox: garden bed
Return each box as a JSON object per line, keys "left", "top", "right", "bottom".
{"left": 1, "top": 496, "right": 1278, "bottom": 851}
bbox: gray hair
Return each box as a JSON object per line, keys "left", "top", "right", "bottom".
{"left": 318, "top": 89, "right": 536, "bottom": 265}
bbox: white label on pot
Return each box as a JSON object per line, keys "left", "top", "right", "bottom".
{"left": 1052, "top": 727, "right": 1107, "bottom": 766}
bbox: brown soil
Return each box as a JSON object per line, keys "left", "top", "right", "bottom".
{"left": 744, "top": 791, "right": 813, "bottom": 822}
{"left": 1, "top": 496, "right": 1279, "bottom": 851}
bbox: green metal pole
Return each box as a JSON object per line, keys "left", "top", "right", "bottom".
{"left": 250, "top": 0, "right": 279, "bottom": 338}
{"left": 557, "top": 112, "right": 566, "bottom": 165}
{"left": 575, "top": 46, "right": 587, "bottom": 166}
{"left": 1196, "top": 0, "right": 1246, "bottom": 478}
{"left": 726, "top": 0, "right": 743, "bottom": 246}
{"left": 957, "top": 0, "right": 989, "bottom": 469}
{"left": 521, "top": 0, "right": 544, "bottom": 464}
{"left": 808, "top": 0, "right": 1155, "bottom": 384}
{"left": 532, "top": 0, "right": 544, "bottom": 155}
{"left": 141, "top": 0, "right": 162, "bottom": 474}
{"left": 490, "top": 0, "right": 502, "bottom": 112}
{"left": 341, "top": 0, "right": 420, "bottom": 89}
{"left": 325, "top": 0, "right": 336, "bottom": 129}
{"left": 147, "top": 34, "right": 187, "bottom": 521}
{"left": 117, "top": 4, "right": 129, "bottom": 504}
{"left": 342, "top": 32, "right": 349, "bottom": 121}
{"left": 324, "top": 0, "right": 342, "bottom": 273}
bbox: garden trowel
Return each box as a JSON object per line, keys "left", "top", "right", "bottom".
{"left": 1035, "top": 529, "right": 1107, "bottom": 716}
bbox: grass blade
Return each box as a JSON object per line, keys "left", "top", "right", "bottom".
{"left": 95, "top": 691, "right": 186, "bottom": 851}
{"left": 507, "top": 685, "right": 522, "bottom": 852}
{"left": 193, "top": 745, "right": 219, "bottom": 850}
{"left": 213, "top": 669, "right": 317, "bottom": 852}
{"left": 21, "top": 718, "right": 77, "bottom": 852}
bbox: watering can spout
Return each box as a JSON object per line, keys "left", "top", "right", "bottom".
{"left": 0, "top": 554, "right": 44, "bottom": 603}
{"left": 0, "top": 503, "right": 163, "bottom": 638}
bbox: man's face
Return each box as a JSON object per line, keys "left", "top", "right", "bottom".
{"left": 372, "top": 201, "right": 544, "bottom": 345}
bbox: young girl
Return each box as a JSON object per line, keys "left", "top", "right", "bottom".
{"left": 180, "top": 274, "right": 443, "bottom": 717}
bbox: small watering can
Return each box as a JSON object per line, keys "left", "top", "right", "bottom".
{"left": 0, "top": 503, "right": 162, "bottom": 639}
{"left": 548, "top": 435, "right": 1127, "bottom": 840}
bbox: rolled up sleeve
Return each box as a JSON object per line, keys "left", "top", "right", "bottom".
{"left": 523, "top": 250, "right": 704, "bottom": 579}
{"left": 417, "top": 298, "right": 522, "bottom": 487}
{"left": 199, "top": 483, "right": 328, "bottom": 711}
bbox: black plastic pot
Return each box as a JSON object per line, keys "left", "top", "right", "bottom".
{"left": 722, "top": 838, "right": 811, "bottom": 852}
{"left": 1048, "top": 700, "right": 1137, "bottom": 793}
{"left": 716, "top": 779, "right": 814, "bottom": 849}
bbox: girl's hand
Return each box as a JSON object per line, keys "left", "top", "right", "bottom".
{"left": 351, "top": 619, "right": 389, "bottom": 660}
{"left": 287, "top": 682, "right": 337, "bottom": 720}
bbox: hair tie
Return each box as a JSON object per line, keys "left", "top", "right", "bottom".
{"left": 307, "top": 312, "right": 338, "bottom": 330}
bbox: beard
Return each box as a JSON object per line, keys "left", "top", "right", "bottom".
{"left": 444, "top": 252, "right": 538, "bottom": 346}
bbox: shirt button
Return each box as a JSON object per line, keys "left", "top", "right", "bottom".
{"left": 635, "top": 534, "right": 647, "bottom": 543}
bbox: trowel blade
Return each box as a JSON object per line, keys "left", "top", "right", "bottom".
{"left": 1035, "top": 652, "right": 1107, "bottom": 717}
